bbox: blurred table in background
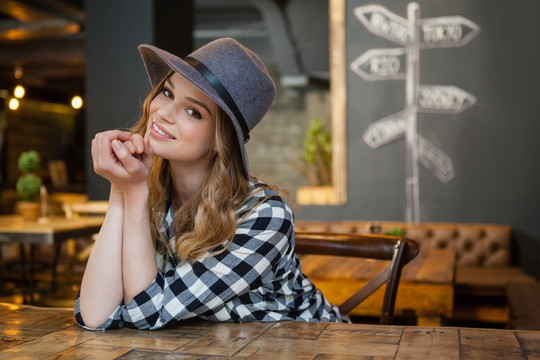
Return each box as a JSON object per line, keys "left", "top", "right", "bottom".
{"left": 301, "top": 248, "right": 456, "bottom": 326}
{"left": 0, "top": 215, "right": 104, "bottom": 303}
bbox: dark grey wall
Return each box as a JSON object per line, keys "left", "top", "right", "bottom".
{"left": 85, "top": 0, "right": 154, "bottom": 200}
{"left": 85, "top": 0, "right": 192, "bottom": 200}
{"left": 298, "top": 0, "right": 540, "bottom": 276}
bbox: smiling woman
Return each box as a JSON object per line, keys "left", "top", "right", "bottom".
{"left": 77, "top": 37, "right": 350, "bottom": 330}
{"left": 146, "top": 72, "right": 217, "bottom": 169}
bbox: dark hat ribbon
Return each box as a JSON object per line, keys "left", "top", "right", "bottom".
{"left": 184, "top": 56, "right": 250, "bottom": 143}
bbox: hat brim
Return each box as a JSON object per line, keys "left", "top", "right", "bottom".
{"left": 139, "top": 44, "right": 250, "bottom": 179}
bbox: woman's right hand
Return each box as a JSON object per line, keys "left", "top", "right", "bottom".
{"left": 91, "top": 130, "right": 154, "bottom": 194}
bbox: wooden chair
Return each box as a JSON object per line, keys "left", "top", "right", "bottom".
{"left": 294, "top": 231, "right": 419, "bottom": 325}
{"left": 48, "top": 160, "right": 68, "bottom": 189}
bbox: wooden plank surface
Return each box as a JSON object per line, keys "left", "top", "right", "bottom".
{"left": 1, "top": 303, "right": 540, "bottom": 359}
{"left": 396, "top": 327, "right": 460, "bottom": 359}
{"left": 416, "top": 248, "right": 456, "bottom": 283}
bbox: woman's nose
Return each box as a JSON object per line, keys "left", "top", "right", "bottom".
{"left": 156, "top": 102, "right": 177, "bottom": 123}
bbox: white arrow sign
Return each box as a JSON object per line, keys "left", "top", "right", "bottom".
{"left": 350, "top": 48, "right": 407, "bottom": 81}
{"left": 354, "top": 5, "right": 410, "bottom": 45}
{"left": 363, "top": 117, "right": 455, "bottom": 183}
{"left": 420, "top": 16, "right": 481, "bottom": 48}
{"left": 355, "top": 5, "right": 480, "bottom": 49}
{"left": 418, "top": 85, "right": 477, "bottom": 114}
{"left": 363, "top": 110, "right": 406, "bottom": 148}
{"left": 417, "top": 135, "right": 455, "bottom": 183}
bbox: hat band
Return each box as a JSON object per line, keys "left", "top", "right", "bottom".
{"left": 184, "top": 56, "right": 250, "bottom": 143}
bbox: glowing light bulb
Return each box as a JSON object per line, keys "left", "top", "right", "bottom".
{"left": 14, "top": 85, "right": 25, "bottom": 98}
{"left": 71, "top": 95, "right": 83, "bottom": 109}
{"left": 9, "top": 98, "right": 19, "bottom": 110}
{"left": 14, "top": 66, "right": 23, "bottom": 79}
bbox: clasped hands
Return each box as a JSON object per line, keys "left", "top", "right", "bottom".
{"left": 92, "top": 130, "right": 154, "bottom": 193}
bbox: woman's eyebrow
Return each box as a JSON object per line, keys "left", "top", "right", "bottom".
{"left": 166, "top": 77, "right": 213, "bottom": 116}
{"left": 186, "top": 96, "right": 213, "bottom": 117}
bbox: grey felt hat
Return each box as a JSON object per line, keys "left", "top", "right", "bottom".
{"left": 138, "top": 38, "right": 276, "bottom": 179}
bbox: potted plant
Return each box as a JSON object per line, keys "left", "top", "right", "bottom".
{"left": 16, "top": 150, "right": 43, "bottom": 221}
{"left": 295, "top": 118, "right": 335, "bottom": 205}
{"left": 301, "top": 117, "right": 332, "bottom": 187}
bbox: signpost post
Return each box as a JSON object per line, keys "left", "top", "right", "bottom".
{"left": 352, "top": 2, "right": 480, "bottom": 223}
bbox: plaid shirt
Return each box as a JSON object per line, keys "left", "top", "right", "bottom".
{"left": 74, "top": 182, "right": 349, "bottom": 330}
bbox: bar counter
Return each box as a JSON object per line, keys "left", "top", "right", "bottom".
{"left": 0, "top": 303, "right": 538, "bottom": 359}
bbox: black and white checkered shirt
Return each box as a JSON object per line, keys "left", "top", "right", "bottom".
{"left": 74, "top": 181, "right": 349, "bottom": 329}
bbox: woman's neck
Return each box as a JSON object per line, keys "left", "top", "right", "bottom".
{"left": 169, "top": 165, "right": 207, "bottom": 206}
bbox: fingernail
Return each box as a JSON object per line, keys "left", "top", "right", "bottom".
{"left": 112, "top": 140, "right": 120, "bottom": 148}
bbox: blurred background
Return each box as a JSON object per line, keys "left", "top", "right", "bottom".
{"left": 0, "top": 0, "right": 539, "bottom": 328}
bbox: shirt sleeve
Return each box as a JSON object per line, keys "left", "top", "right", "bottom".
{"left": 75, "top": 192, "right": 294, "bottom": 330}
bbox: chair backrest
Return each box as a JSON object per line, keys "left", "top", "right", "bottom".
{"left": 294, "top": 231, "right": 419, "bottom": 325}
{"left": 48, "top": 160, "right": 68, "bottom": 189}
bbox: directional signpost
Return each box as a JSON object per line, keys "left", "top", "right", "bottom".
{"left": 352, "top": 2, "right": 480, "bottom": 223}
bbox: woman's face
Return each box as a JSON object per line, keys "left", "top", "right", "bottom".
{"left": 147, "top": 72, "right": 218, "bottom": 172}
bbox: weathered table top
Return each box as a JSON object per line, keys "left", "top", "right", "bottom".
{"left": 1, "top": 303, "right": 538, "bottom": 359}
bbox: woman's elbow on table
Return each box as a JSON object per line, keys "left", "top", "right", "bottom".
{"left": 76, "top": 298, "right": 122, "bottom": 330}
{"left": 76, "top": 311, "right": 110, "bottom": 330}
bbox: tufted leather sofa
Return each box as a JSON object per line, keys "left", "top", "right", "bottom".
{"left": 295, "top": 219, "right": 538, "bottom": 325}
{"left": 295, "top": 220, "right": 513, "bottom": 268}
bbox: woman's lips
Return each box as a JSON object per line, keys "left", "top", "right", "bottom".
{"left": 151, "top": 121, "right": 175, "bottom": 140}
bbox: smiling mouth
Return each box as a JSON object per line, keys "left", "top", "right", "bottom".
{"left": 152, "top": 121, "right": 175, "bottom": 139}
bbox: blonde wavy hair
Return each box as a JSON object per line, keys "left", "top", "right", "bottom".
{"left": 132, "top": 70, "right": 265, "bottom": 263}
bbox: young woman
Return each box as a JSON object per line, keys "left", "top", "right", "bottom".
{"left": 76, "top": 38, "right": 349, "bottom": 330}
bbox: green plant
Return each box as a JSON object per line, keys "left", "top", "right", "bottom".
{"left": 18, "top": 150, "right": 41, "bottom": 172}
{"left": 16, "top": 150, "right": 42, "bottom": 202}
{"left": 16, "top": 174, "right": 42, "bottom": 201}
{"left": 384, "top": 228, "right": 405, "bottom": 237}
{"left": 301, "top": 118, "right": 332, "bottom": 186}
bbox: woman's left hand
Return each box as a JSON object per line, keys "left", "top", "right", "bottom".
{"left": 110, "top": 133, "right": 154, "bottom": 194}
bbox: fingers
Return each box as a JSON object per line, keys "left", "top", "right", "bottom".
{"left": 91, "top": 130, "right": 133, "bottom": 176}
{"left": 91, "top": 130, "right": 152, "bottom": 186}
{"left": 111, "top": 140, "right": 140, "bottom": 174}
{"left": 122, "top": 134, "right": 145, "bottom": 156}
{"left": 130, "top": 134, "right": 145, "bottom": 154}
{"left": 141, "top": 134, "right": 154, "bottom": 169}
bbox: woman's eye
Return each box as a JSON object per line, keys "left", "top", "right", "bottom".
{"left": 162, "top": 88, "right": 173, "bottom": 99}
{"left": 187, "top": 108, "right": 202, "bottom": 119}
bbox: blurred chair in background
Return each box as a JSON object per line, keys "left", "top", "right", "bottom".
{"left": 295, "top": 231, "right": 419, "bottom": 325}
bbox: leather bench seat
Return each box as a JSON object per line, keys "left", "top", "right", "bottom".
{"left": 296, "top": 221, "right": 516, "bottom": 266}
{"left": 295, "top": 220, "right": 538, "bottom": 325}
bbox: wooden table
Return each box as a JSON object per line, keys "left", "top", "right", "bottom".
{"left": 1, "top": 303, "right": 538, "bottom": 359}
{"left": 300, "top": 248, "right": 456, "bottom": 326}
{"left": 0, "top": 215, "right": 104, "bottom": 245}
{"left": 0, "top": 215, "right": 104, "bottom": 302}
